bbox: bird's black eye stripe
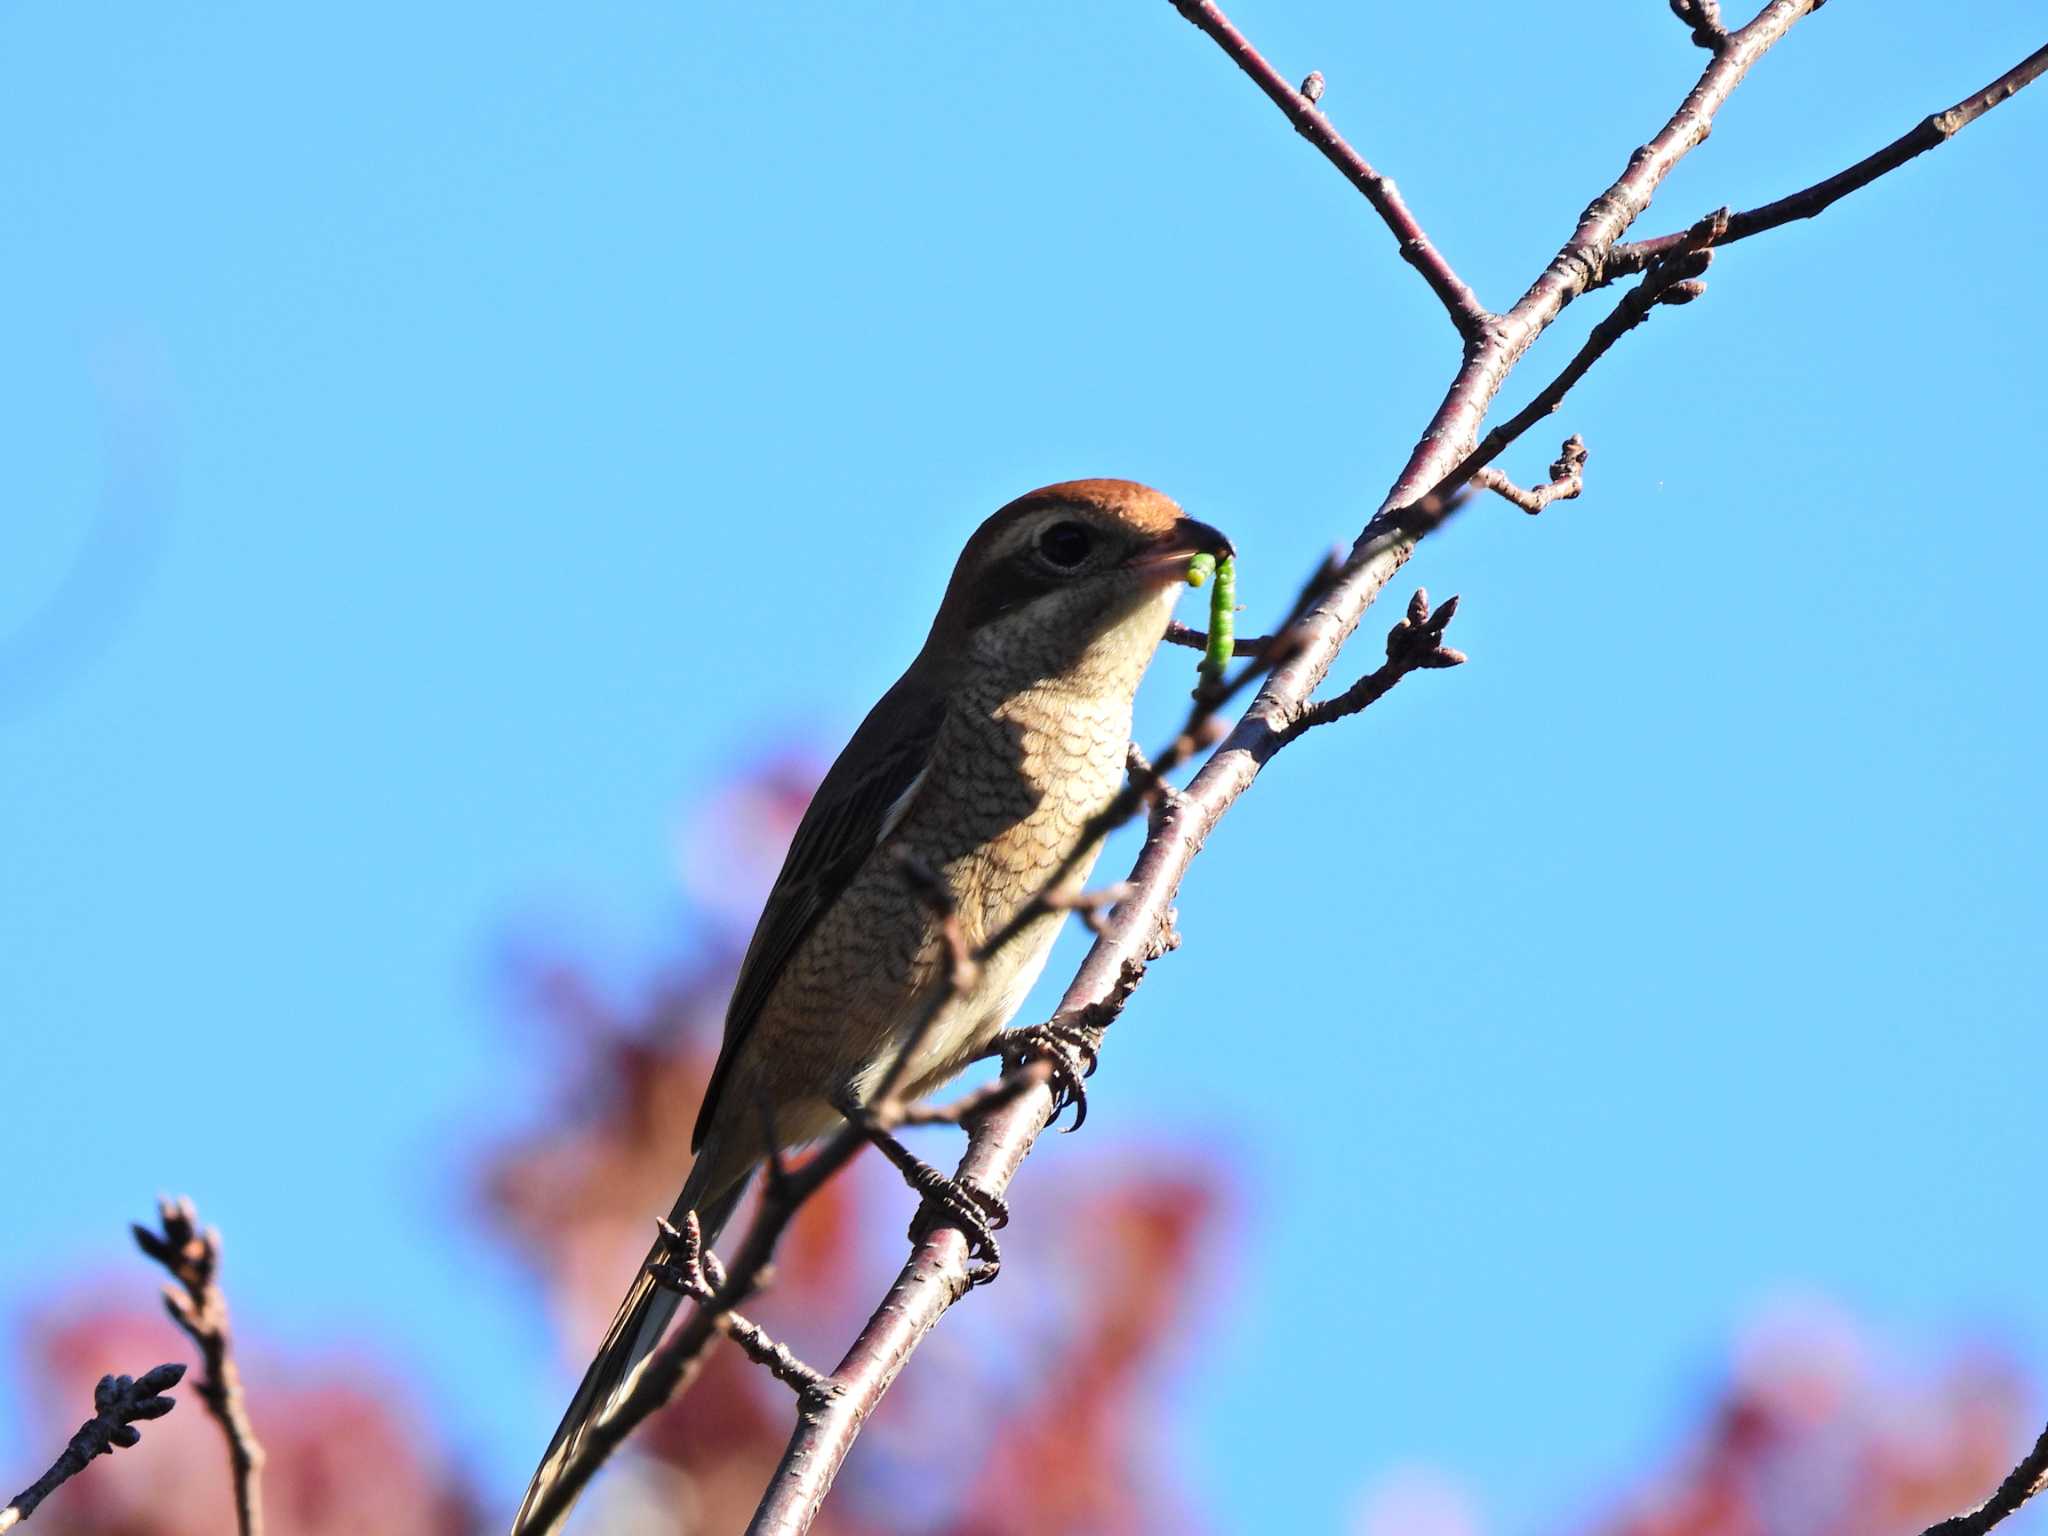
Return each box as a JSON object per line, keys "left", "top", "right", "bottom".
{"left": 1037, "top": 520, "right": 1092, "bottom": 569}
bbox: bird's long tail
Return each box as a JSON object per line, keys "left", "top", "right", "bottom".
{"left": 509, "top": 1159, "right": 750, "bottom": 1536}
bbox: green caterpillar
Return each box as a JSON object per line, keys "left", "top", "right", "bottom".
{"left": 1185, "top": 552, "right": 1235, "bottom": 685}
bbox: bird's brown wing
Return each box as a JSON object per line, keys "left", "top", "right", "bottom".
{"left": 692, "top": 667, "right": 947, "bottom": 1151}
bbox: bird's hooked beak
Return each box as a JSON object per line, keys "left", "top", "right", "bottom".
{"left": 1123, "top": 517, "right": 1235, "bottom": 581}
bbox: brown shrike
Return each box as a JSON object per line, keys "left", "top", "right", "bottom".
{"left": 513, "top": 480, "right": 1231, "bottom": 1533}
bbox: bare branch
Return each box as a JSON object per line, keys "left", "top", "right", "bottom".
{"left": 1918, "top": 1420, "right": 2048, "bottom": 1536}
{"left": 895, "top": 1070, "right": 1043, "bottom": 1129}
{"left": 1472, "top": 435, "right": 1589, "bottom": 515}
{"left": 1164, "top": 621, "right": 1278, "bottom": 659}
{"left": 1168, "top": 0, "right": 1492, "bottom": 342}
{"left": 740, "top": 8, "right": 1829, "bottom": 1529}
{"left": 1668, "top": 0, "right": 1730, "bottom": 52}
{"left": 0, "top": 1364, "right": 186, "bottom": 1531}
{"left": 1396, "top": 253, "right": 1710, "bottom": 525}
{"left": 1286, "top": 588, "right": 1465, "bottom": 739}
{"left": 1606, "top": 42, "right": 2048, "bottom": 285}
{"left": 1055, "top": 881, "right": 1135, "bottom": 937}
{"left": 1376, "top": 4, "right": 1819, "bottom": 537}
{"left": 1123, "top": 740, "right": 1186, "bottom": 834}
{"left": 132, "top": 1197, "right": 265, "bottom": 1536}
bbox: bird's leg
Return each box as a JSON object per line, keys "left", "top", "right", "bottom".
{"left": 831, "top": 1090, "right": 1007, "bottom": 1284}
{"left": 989, "top": 1009, "right": 1104, "bottom": 1131}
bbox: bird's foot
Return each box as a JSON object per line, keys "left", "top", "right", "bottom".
{"left": 997, "top": 1012, "right": 1103, "bottom": 1130}
{"left": 648, "top": 1211, "right": 725, "bottom": 1300}
{"left": 903, "top": 1164, "right": 1007, "bottom": 1288}
{"left": 834, "top": 1095, "right": 1007, "bottom": 1285}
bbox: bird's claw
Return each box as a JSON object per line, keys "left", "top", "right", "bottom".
{"left": 905, "top": 1169, "right": 1008, "bottom": 1287}
{"left": 999, "top": 1015, "right": 1102, "bottom": 1131}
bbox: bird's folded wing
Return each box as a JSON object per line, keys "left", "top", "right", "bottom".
{"left": 692, "top": 668, "right": 947, "bottom": 1151}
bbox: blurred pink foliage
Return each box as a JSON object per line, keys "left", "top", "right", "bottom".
{"left": 7, "top": 754, "right": 2038, "bottom": 1534}
{"left": 1583, "top": 1301, "right": 2027, "bottom": 1536}
{"left": 17, "top": 1303, "right": 477, "bottom": 1536}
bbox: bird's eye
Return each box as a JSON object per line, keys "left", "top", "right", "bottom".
{"left": 1036, "top": 521, "right": 1093, "bottom": 569}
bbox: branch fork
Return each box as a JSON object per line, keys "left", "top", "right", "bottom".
{"left": 1668, "top": 0, "right": 1730, "bottom": 52}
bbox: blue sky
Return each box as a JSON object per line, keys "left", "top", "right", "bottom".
{"left": 4, "top": 3, "right": 2045, "bottom": 1531}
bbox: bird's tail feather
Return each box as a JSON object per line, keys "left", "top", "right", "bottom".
{"left": 509, "top": 1163, "right": 749, "bottom": 1536}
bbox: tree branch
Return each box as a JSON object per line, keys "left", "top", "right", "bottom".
{"left": 1164, "top": 620, "right": 1278, "bottom": 659}
{"left": 132, "top": 1197, "right": 265, "bottom": 1536}
{"left": 1167, "top": 0, "right": 1492, "bottom": 342}
{"left": 1668, "top": 0, "right": 1729, "bottom": 53}
{"left": 739, "top": 6, "right": 1827, "bottom": 1530}
{"left": 1398, "top": 249, "right": 1709, "bottom": 523}
{"left": 1919, "top": 1418, "right": 2048, "bottom": 1536}
{"left": 1605, "top": 42, "right": 2048, "bottom": 285}
{"left": 1471, "top": 435, "right": 1588, "bottom": 515}
{"left": 0, "top": 1364, "right": 186, "bottom": 1531}
{"left": 1284, "top": 588, "right": 1465, "bottom": 740}
{"left": 1370, "top": 0, "right": 1818, "bottom": 535}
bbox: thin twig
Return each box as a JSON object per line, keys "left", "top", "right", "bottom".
{"left": 1471, "top": 435, "right": 1589, "bottom": 515}
{"left": 1058, "top": 881, "right": 1134, "bottom": 937}
{"left": 132, "top": 1197, "right": 265, "bottom": 1536}
{"left": 1363, "top": 0, "right": 1819, "bottom": 544}
{"left": 1605, "top": 42, "right": 2048, "bottom": 285}
{"left": 1124, "top": 740, "right": 1186, "bottom": 832}
{"left": 1164, "top": 621, "right": 1275, "bottom": 659}
{"left": 1918, "top": 1420, "right": 2048, "bottom": 1536}
{"left": 1668, "top": 0, "right": 1730, "bottom": 52}
{"left": 1388, "top": 254, "right": 1710, "bottom": 528}
{"left": 0, "top": 1364, "right": 186, "bottom": 1531}
{"left": 895, "top": 1070, "right": 1044, "bottom": 1128}
{"left": 1286, "top": 589, "right": 1465, "bottom": 739}
{"left": 1168, "top": 0, "right": 1492, "bottom": 342}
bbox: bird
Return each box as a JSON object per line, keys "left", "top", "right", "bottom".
{"left": 511, "top": 479, "right": 1232, "bottom": 1534}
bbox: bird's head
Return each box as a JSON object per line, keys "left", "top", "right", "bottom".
{"left": 925, "top": 479, "right": 1233, "bottom": 689}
